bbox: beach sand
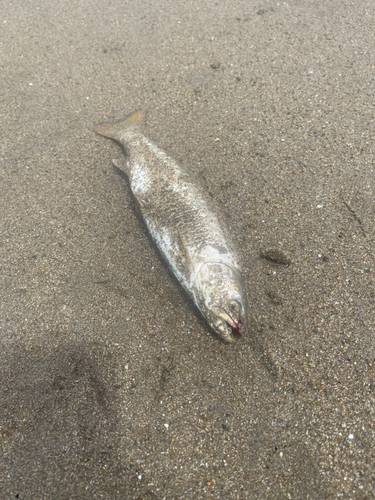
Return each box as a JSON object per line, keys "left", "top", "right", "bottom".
{"left": 1, "top": 0, "right": 374, "bottom": 498}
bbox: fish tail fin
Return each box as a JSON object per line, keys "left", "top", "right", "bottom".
{"left": 93, "top": 109, "right": 146, "bottom": 141}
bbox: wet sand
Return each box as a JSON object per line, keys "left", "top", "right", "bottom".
{"left": 0, "top": 0, "right": 374, "bottom": 498}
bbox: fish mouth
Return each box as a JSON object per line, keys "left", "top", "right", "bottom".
{"left": 214, "top": 310, "right": 246, "bottom": 343}
{"left": 226, "top": 316, "right": 246, "bottom": 338}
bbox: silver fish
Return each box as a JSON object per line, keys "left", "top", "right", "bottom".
{"left": 93, "top": 110, "right": 247, "bottom": 343}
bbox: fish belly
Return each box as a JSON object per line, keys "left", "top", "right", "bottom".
{"left": 127, "top": 137, "right": 239, "bottom": 301}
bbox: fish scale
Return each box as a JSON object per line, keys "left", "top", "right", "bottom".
{"left": 94, "top": 110, "right": 247, "bottom": 343}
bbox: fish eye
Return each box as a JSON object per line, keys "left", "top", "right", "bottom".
{"left": 229, "top": 300, "right": 241, "bottom": 314}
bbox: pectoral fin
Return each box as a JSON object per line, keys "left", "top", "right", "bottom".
{"left": 112, "top": 158, "right": 130, "bottom": 175}
{"left": 176, "top": 229, "right": 195, "bottom": 274}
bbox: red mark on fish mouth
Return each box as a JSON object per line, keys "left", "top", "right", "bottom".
{"left": 227, "top": 317, "right": 246, "bottom": 337}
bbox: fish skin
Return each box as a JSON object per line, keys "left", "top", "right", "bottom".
{"left": 94, "top": 110, "right": 247, "bottom": 343}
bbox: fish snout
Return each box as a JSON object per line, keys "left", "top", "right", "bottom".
{"left": 227, "top": 300, "right": 246, "bottom": 334}
{"left": 212, "top": 305, "right": 246, "bottom": 342}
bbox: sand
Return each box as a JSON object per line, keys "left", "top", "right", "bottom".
{"left": 0, "top": 0, "right": 374, "bottom": 498}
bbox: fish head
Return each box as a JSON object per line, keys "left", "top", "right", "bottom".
{"left": 195, "top": 262, "right": 247, "bottom": 343}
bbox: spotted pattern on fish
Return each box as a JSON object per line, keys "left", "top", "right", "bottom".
{"left": 94, "top": 110, "right": 247, "bottom": 343}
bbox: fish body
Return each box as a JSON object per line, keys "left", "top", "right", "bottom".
{"left": 94, "top": 110, "right": 247, "bottom": 342}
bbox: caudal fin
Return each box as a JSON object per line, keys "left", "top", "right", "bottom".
{"left": 93, "top": 109, "right": 146, "bottom": 141}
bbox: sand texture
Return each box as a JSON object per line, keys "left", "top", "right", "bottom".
{"left": 0, "top": 0, "right": 374, "bottom": 498}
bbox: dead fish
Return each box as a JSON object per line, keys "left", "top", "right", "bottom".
{"left": 93, "top": 110, "right": 247, "bottom": 343}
